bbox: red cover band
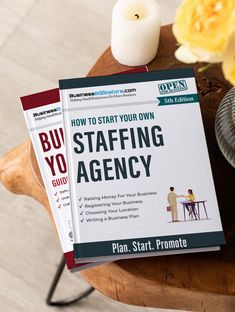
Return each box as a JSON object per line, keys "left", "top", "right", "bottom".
{"left": 21, "top": 88, "right": 60, "bottom": 111}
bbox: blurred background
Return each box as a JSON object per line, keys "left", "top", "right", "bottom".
{"left": 0, "top": 1, "right": 183, "bottom": 311}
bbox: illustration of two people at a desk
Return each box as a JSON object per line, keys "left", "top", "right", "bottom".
{"left": 167, "top": 187, "right": 198, "bottom": 222}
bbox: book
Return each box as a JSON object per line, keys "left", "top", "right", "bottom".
{"left": 60, "top": 67, "right": 225, "bottom": 263}
{"left": 21, "top": 89, "right": 96, "bottom": 271}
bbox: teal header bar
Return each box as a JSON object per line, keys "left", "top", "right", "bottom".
{"left": 158, "top": 94, "right": 199, "bottom": 106}
{"left": 59, "top": 68, "right": 195, "bottom": 90}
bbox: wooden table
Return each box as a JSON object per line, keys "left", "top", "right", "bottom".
{"left": 0, "top": 25, "right": 235, "bottom": 312}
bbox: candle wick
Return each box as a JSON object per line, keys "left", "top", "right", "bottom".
{"left": 135, "top": 14, "right": 140, "bottom": 19}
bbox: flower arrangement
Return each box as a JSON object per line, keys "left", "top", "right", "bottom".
{"left": 173, "top": 0, "right": 235, "bottom": 86}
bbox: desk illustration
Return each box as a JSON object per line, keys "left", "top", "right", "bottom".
{"left": 180, "top": 200, "right": 208, "bottom": 221}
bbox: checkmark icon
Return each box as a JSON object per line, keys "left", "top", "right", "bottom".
{"left": 81, "top": 218, "right": 84, "bottom": 223}
{"left": 54, "top": 192, "right": 58, "bottom": 196}
{"left": 79, "top": 204, "right": 83, "bottom": 208}
{"left": 78, "top": 197, "right": 83, "bottom": 201}
{"left": 80, "top": 211, "right": 84, "bottom": 216}
{"left": 58, "top": 204, "right": 61, "bottom": 209}
{"left": 56, "top": 198, "right": 60, "bottom": 202}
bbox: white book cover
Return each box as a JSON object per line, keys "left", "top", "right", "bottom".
{"left": 21, "top": 88, "right": 97, "bottom": 270}
{"left": 60, "top": 68, "right": 225, "bottom": 263}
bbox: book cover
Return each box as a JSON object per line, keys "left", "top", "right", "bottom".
{"left": 21, "top": 89, "right": 95, "bottom": 270}
{"left": 59, "top": 68, "right": 225, "bottom": 263}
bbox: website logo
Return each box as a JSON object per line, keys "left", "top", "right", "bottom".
{"left": 158, "top": 80, "right": 188, "bottom": 95}
{"left": 33, "top": 107, "right": 61, "bottom": 118}
{"left": 69, "top": 88, "right": 136, "bottom": 98}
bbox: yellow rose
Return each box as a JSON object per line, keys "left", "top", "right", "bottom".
{"left": 173, "top": 0, "right": 235, "bottom": 53}
{"left": 222, "top": 31, "right": 235, "bottom": 85}
{"left": 175, "top": 45, "right": 223, "bottom": 64}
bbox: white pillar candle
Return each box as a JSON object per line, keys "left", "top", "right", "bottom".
{"left": 111, "top": 0, "right": 161, "bottom": 66}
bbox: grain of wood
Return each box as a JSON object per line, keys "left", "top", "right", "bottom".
{"left": 0, "top": 1, "right": 181, "bottom": 311}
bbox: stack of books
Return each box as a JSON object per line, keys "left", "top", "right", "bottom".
{"left": 21, "top": 67, "right": 225, "bottom": 272}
